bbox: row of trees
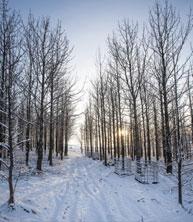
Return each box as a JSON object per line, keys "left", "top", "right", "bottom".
{"left": 81, "top": 1, "right": 193, "bottom": 205}
{"left": 0, "top": 0, "right": 76, "bottom": 205}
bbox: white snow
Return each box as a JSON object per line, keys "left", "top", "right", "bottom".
{"left": 0, "top": 148, "right": 193, "bottom": 222}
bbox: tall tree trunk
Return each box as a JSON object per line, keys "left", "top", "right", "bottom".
{"left": 25, "top": 99, "right": 31, "bottom": 166}
{"left": 60, "top": 118, "right": 64, "bottom": 160}
{"left": 25, "top": 63, "right": 32, "bottom": 166}
{"left": 37, "top": 64, "right": 45, "bottom": 171}
{"left": 55, "top": 99, "right": 59, "bottom": 157}
{"left": 140, "top": 90, "right": 147, "bottom": 162}
{"left": 163, "top": 78, "right": 172, "bottom": 173}
{"left": 48, "top": 74, "right": 54, "bottom": 165}
{"left": 153, "top": 100, "right": 159, "bottom": 161}
{"left": 133, "top": 99, "right": 141, "bottom": 160}
{"left": 8, "top": 69, "right": 14, "bottom": 205}
{"left": 64, "top": 108, "right": 68, "bottom": 156}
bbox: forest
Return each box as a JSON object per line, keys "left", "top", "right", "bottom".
{"left": 82, "top": 0, "right": 193, "bottom": 206}
{"left": 0, "top": 0, "right": 193, "bottom": 222}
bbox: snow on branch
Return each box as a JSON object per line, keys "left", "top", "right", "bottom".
{"left": 0, "top": 142, "right": 10, "bottom": 150}
{"left": 0, "top": 109, "right": 7, "bottom": 115}
{"left": 0, "top": 158, "right": 10, "bottom": 169}
{"left": 0, "top": 171, "right": 8, "bottom": 180}
{"left": 0, "top": 122, "right": 8, "bottom": 129}
{"left": 14, "top": 139, "right": 31, "bottom": 148}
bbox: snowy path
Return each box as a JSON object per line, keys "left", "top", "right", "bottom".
{"left": 0, "top": 149, "right": 193, "bottom": 222}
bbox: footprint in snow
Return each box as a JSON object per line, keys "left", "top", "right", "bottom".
{"left": 137, "top": 198, "right": 145, "bottom": 203}
{"left": 63, "top": 206, "right": 70, "bottom": 214}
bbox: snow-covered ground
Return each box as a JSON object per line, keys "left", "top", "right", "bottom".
{"left": 0, "top": 148, "right": 193, "bottom": 222}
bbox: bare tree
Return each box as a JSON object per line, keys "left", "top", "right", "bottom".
{"left": 149, "top": 0, "right": 192, "bottom": 173}
{"left": 0, "top": 0, "right": 22, "bottom": 205}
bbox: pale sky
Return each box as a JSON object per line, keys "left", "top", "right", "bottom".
{"left": 9, "top": 0, "right": 193, "bottom": 145}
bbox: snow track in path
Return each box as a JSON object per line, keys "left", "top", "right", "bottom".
{"left": 0, "top": 149, "right": 193, "bottom": 222}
